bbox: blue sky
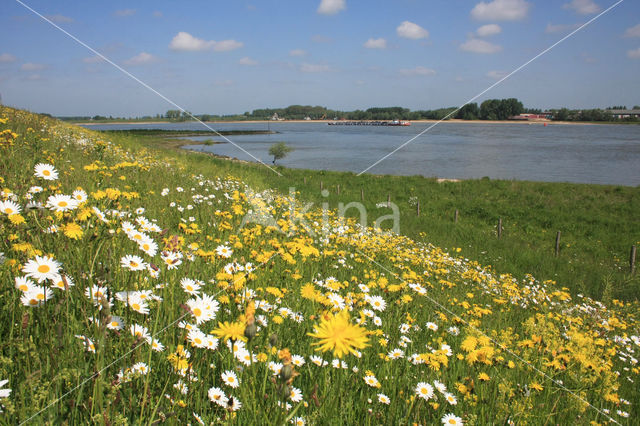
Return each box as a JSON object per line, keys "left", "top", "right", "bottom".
{"left": 1, "top": 0, "right": 639, "bottom": 116}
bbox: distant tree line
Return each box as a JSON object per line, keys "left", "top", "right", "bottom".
{"left": 55, "top": 100, "right": 639, "bottom": 123}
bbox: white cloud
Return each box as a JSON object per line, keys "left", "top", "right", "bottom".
{"left": 364, "top": 38, "right": 387, "bottom": 49}
{"left": 239, "top": 56, "right": 258, "bottom": 65}
{"left": 487, "top": 70, "right": 508, "bottom": 79}
{"left": 317, "top": 0, "right": 346, "bottom": 15}
{"left": 82, "top": 55, "right": 105, "bottom": 64}
{"left": 545, "top": 23, "right": 580, "bottom": 33}
{"left": 124, "top": 52, "right": 158, "bottom": 66}
{"left": 477, "top": 24, "right": 502, "bottom": 37}
{"left": 459, "top": 38, "right": 502, "bottom": 54}
{"left": 289, "top": 49, "right": 307, "bottom": 56}
{"left": 399, "top": 66, "right": 436, "bottom": 76}
{"left": 628, "top": 47, "right": 640, "bottom": 59}
{"left": 26, "top": 74, "right": 42, "bottom": 81}
{"left": 563, "top": 0, "right": 600, "bottom": 15}
{"left": 396, "top": 21, "right": 429, "bottom": 39}
{"left": 169, "top": 32, "right": 243, "bottom": 52}
{"left": 21, "top": 62, "right": 46, "bottom": 71}
{"left": 45, "top": 14, "right": 73, "bottom": 23}
{"left": 0, "top": 53, "right": 16, "bottom": 63}
{"left": 300, "top": 63, "right": 331, "bottom": 73}
{"left": 471, "top": 0, "right": 530, "bottom": 21}
{"left": 115, "top": 9, "right": 136, "bottom": 17}
{"left": 624, "top": 24, "right": 640, "bottom": 38}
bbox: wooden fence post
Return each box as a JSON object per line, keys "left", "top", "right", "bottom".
{"left": 337, "top": 184, "right": 340, "bottom": 195}
{"left": 320, "top": 181, "right": 323, "bottom": 191}
{"left": 303, "top": 177, "right": 306, "bottom": 184}
{"left": 454, "top": 209, "right": 459, "bottom": 223}
{"left": 360, "top": 188, "right": 364, "bottom": 201}
{"left": 497, "top": 218, "right": 502, "bottom": 239}
{"left": 417, "top": 200, "right": 420, "bottom": 216}
{"left": 631, "top": 245, "right": 637, "bottom": 274}
{"left": 555, "top": 231, "right": 561, "bottom": 256}
{"left": 387, "top": 193, "right": 390, "bottom": 207}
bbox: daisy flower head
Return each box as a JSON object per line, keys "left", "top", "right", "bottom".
{"left": 162, "top": 251, "right": 183, "bottom": 270}
{"left": 46, "top": 194, "right": 78, "bottom": 212}
{"left": 0, "top": 200, "right": 21, "bottom": 215}
{"left": 75, "top": 335, "right": 96, "bottom": 353}
{"left": 0, "top": 379, "right": 11, "bottom": 401}
{"left": 441, "top": 413, "right": 463, "bottom": 425}
{"left": 128, "top": 294, "right": 149, "bottom": 314}
{"left": 291, "top": 417, "right": 306, "bottom": 426}
{"left": 215, "top": 244, "right": 233, "bottom": 258}
{"left": 130, "top": 324, "right": 152, "bottom": 344}
{"left": 180, "top": 277, "right": 201, "bottom": 296}
{"left": 208, "top": 386, "right": 228, "bottom": 406}
{"left": 138, "top": 237, "right": 158, "bottom": 257}
{"left": 415, "top": 382, "right": 434, "bottom": 400}
{"left": 34, "top": 163, "right": 58, "bottom": 180}
{"left": 221, "top": 370, "right": 239, "bottom": 388}
{"left": 15, "top": 276, "right": 35, "bottom": 292}
{"left": 426, "top": 322, "right": 439, "bottom": 332}
{"left": 367, "top": 295, "right": 386, "bottom": 311}
{"left": 106, "top": 315, "right": 124, "bottom": 330}
{"left": 186, "top": 294, "right": 219, "bottom": 325}
{"left": 289, "top": 387, "right": 303, "bottom": 402}
{"left": 377, "top": 393, "right": 391, "bottom": 405}
{"left": 22, "top": 255, "right": 61, "bottom": 283}
{"left": 434, "top": 380, "right": 447, "bottom": 394}
{"left": 444, "top": 392, "right": 457, "bottom": 405}
{"left": 291, "top": 355, "right": 305, "bottom": 367}
{"left": 364, "top": 375, "right": 380, "bottom": 388}
{"left": 121, "top": 254, "right": 147, "bottom": 271}
{"left": 228, "top": 396, "right": 242, "bottom": 411}
{"left": 388, "top": 348, "right": 405, "bottom": 359}
{"left": 187, "top": 329, "right": 208, "bottom": 348}
{"left": 72, "top": 189, "right": 88, "bottom": 203}
{"left": 51, "top": 274, "right": 74, "bottom": 290}
{"left": 21, "top": 286, "right": 54, "bottom": 307}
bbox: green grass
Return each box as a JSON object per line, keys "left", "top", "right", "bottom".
{"left": 119, "top": 132, "right": 640, "bottom": 302}
{"left": 1, "top": 107, "right": 639, "bottom": 424}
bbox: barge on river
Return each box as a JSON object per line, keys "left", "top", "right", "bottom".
{"left": 328, "top": 120, "right": 411, "bottom": 126}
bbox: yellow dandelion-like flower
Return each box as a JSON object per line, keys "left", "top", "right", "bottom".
{"left": 63, "top": 222, "right": 83, "bottom": 240}
{"left": 307, "top": 310, "right": 370, "bottom": 358}
{"left": 211, "top": 321, "right": 247, "bottom": 342}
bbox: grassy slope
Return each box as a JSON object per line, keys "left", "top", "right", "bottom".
{"left": 1, "top": 107, "right": 639, "bottom": 424}
{"left": 123, "top": 133, "right": 640, "bottom": 302}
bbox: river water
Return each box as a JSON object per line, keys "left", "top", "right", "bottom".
{"left": 84, "top": 121, "right": 640, "bottom": 186}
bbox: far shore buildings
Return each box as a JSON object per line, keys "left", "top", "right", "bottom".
{"left": 607, "top": 109, "right": 640, "bottom": 119}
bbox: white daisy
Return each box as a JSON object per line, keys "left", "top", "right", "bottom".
{"left": 0, "top": 200, "right": 21, "bottom": 215}
{"left": 22, "top": 255, "right": 61, "bottom": 283}
{"left": 221, "top": 370, "right": 239, "bottom": 388}
{"left": 46, "top": 194, "right": 78, "bottom": 212}
{"left": 34, "top": 163, "right": 58, "bottom": 180}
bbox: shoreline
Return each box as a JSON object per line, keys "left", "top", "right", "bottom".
{"left": 76, "top": 119, "right": 613, "bottom": 126}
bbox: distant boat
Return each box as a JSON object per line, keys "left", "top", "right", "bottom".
{"left": 328, "top": 120, "right": 411, "bottom": 126}
{"left": 388, "top": 120, "right": 411, "bottom": 126}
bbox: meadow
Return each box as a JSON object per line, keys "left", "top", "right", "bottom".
{"left": 0, "top": 106, "right": 639, "bottom": 424}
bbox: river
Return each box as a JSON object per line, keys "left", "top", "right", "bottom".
{"left": 83, "top": 121, "right": 640, "bottom": 186}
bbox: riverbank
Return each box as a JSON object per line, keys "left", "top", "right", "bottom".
{"left": 112, "top": 128, "right": 640, "bottom": 302}
{"left": 76, "top": 118, "right": 627, "bottom": 126}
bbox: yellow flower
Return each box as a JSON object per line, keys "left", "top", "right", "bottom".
{"left": 478, "top": 372, "right": 490, "bottom": 381}
{"left": 63, "top": 222, "right": 83, "bottom": 239}
{"left": 530, "top": 382, "right": 543, "bottom": 392}
{"left": 211, "top": 321, "right": 247, "bottom": 342}
{"left": 308, "top": 310, "right": 370, "bottom": 358}
{"left": 8, "top": 214, "right": 25, "bottom": 225}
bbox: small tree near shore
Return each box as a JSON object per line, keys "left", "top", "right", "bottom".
{"left": 269, "top": 142, "right": 293, "bottom": 165}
